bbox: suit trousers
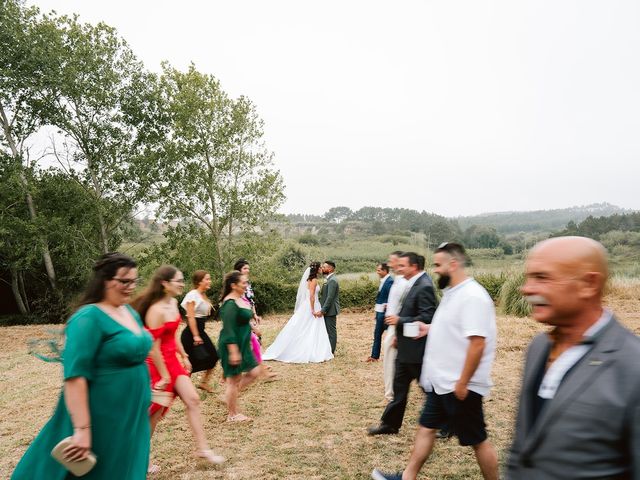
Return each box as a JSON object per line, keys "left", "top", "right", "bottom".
{"left": 370, "top": 312, "right": 388, "bottom": 359}
{"left": 380, "top": 359, "right": 422, "bottom": 431}
{"left": 324, "top": 315, "right": 337, "bottom": 354}
{"left": 382, "top": 325, "right": 397, "bottom": 401}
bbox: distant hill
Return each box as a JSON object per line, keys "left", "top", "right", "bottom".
{"left": 454, "top": 203, "right": 632, "bottom": 234}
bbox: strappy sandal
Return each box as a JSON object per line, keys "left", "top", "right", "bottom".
{"left": 195, "top": 449, "right": 225, "bottom": 464}
{"left": 147, "top": 464, "right": 161, "bottom": 474}
{"left": 226, "top": 413, "right": 252, "bottom": 422}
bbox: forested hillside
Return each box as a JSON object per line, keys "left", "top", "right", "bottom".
{"left": 455, "top": 203, "right": 628, "bottom": 233}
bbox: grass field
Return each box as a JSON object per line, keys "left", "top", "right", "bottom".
{"left": 2, "top": 290, "right": 640, "bottom": 479}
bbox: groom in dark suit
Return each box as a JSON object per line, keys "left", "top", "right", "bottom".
{"left": 315, "top": 261, "right": 340, "bottom": 354}
{"left": 369, "top": 252, "right": 437, "bottom": 435}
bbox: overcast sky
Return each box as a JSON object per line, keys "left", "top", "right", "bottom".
{"left": 29, "top": 0, "right": 640, "bottom": 217}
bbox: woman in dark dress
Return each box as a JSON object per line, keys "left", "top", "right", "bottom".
{"left": 180, "top": 270, "right": 218, "bottom": 392}
{"left": 218, "top": 271, "right": 261, "bottom": 422}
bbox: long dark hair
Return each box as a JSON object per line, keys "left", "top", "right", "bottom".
{"left": 76, "top": 252, "right": 137, "bottom": 308}
{"left": 233, "top": 258, "right": 249, "bottom": 272}
{"left": 308, "top": 261, "right": 321, "bottom": 281}
{"left": 219, "top": 270, "right": 244, "bottom": 305}
{"left": 130, "top": 265, "right": 179, "bottom": 323}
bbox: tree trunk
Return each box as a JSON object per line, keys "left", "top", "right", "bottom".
{"left": 86, "top": 155, "right": 110, "bottom": 253}
{"left": 205, "top": 162, "right": 224, "bottom": 272}
{"left": 10, "top": 268, "right": 28, "bottom": 315}
{"left": 97, "top": 211, "right": 109, "bottom": 253}
{"left": 227, "top": 139, "right": 244, "bottom": 250}
{"left": 18, "top": 271, "right": 29, "bottom": 313}
{"left": 0, "top": 104, "right": 57, "bottom": 289}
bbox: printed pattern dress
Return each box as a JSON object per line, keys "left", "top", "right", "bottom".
{"left": 11, "top": 304, "right": 153, "bottom": 480}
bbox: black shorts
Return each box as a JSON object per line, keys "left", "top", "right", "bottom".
{"left": 419, "top": 390, "right": 487, "bottom": 446}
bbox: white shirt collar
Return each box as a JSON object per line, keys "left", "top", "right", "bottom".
{"left": 538, "top": 309, "right": 612, "bottom": 400}
{"left": 583, "top": 308, "right": 612, "bottom": 339}
{"left": 405, "top": 270, "right": 425, "bottom": 288}
{"left": 326, "top": 272, "right": 335, "bottom": 280}
{"left": 442, "top": 277, "right": 473, "bottom": 295}
{"left": 379, "top": 274, "right": 390, "bottom": 284}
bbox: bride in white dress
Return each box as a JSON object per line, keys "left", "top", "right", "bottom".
{"left": 263, "top": 262, "right": 334, "bottom": 363}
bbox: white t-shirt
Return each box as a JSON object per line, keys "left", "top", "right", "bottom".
{"left": 420, "top": 278, "right": 496, "bottom": 397}
{"left": 180, "top": 289, "right": 212, "bottom": 317}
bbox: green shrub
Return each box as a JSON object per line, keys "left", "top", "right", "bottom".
{"left": 339, "top": 280, "right": 378, "bottom": 309}
{"left": 250, "top": 279, "right": 378, "bottom": 314}
{"left": 278, "top": 244, "right": 307, "bottom": 270}
{"left": 467, "top": 248, "right": 504, "bottom": 260}
{"left": 251, "top": 281, "right": 299, "bottom": 314}
{"left": 498, "top": 272, "right": 531, "bottom": 317}
{"left": 298, "top": 233, "right": 320, "bottom": 245}
{"left": 378, "top": 235, "right": 409, "bottom": 245}
{"left": 474, "top": 272, "right": 508, "bottom": 301}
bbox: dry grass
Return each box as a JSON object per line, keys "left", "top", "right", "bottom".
{"left": 2, "top": 295, "right": 639, "bottom": 479}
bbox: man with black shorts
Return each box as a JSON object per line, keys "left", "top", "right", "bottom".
{"left": 372, "top": 242, "right": 498, "bottom": 480}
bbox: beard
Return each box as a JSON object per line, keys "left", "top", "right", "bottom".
{"left": 437, "top": 274, "right": 451, "bottom": 290}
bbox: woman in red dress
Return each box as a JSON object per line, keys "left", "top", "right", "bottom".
{"left": 131, "top": 265, "right": 224, "bottom": 473}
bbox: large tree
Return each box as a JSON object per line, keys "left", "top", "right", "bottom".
{"left": 0, "top": 0, "right": 62, "bottom": 288}
{"left": 152, "top": 64, "right": 285, "bottom": 272}
{"left": 42, "top": 14, "right": 157, "bottom": 253}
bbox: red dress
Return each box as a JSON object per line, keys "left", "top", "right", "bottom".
{"left": 146, "top": 314, "right": 188, "bottom": 416}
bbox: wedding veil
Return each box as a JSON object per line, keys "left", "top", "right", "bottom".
{"left": 294, "top": 267, "right": 311, "bottom": 312}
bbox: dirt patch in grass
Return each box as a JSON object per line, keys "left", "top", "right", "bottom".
{"left": 1, "top": 303, "right": 638, "bottom": 479}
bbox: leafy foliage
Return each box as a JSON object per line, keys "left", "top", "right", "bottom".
{"left": 150, "top": 63, "right": 285, "bottom": 271}
{"left": 0, "top": 2, "right": 285, "bottom": 323}
{"left": 556, "top": 211, "right": 640, "bottom": 240}
{"left": 498, "top": 272, "right": 531, "bottom": 317}
{"left": 474, "top": 272, "right": 508, "bottom": 301}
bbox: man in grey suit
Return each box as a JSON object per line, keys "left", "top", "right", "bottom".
{"left": 506, "top": 236, "right": 640, "bottom": 480}
{"left": 315, "top": 261, "right": 340, "bottom": 354}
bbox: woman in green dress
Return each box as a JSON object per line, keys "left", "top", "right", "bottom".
{"left": 218, "top": 271, "right": 261, "bottom": 422}
{"left": 11, "top": 253, "right": 153, "bottom": 480}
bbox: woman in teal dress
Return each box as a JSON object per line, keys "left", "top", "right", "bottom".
{"left": 12, "top": 253, "right": 153, "bottom": 480}
{"left": 218, "top": 271, "right": 261, "bottom": 422}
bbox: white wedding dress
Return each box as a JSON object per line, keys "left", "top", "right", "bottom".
{"left": 263, "top": 268, "right": 334, "bottom": 363}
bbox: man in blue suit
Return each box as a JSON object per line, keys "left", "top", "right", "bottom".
{"left": 367, "top": 263, "right": 394, "bottom": 362}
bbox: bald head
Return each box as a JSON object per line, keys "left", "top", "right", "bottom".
{"left": 523, "top": 236, "right": 608, "bottom": 326}
{"left": 529, "top": 236, "right": 609, "bottom": 288}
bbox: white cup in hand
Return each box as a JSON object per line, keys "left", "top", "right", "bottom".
{"left": 403, "top": 322, "right": 420, "bottom": 338}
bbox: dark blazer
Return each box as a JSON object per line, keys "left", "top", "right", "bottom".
{"left": 505, "top": 316, "right": 640, "bottom": 480}
{"left": 396, "top": 272, "right": 437, "bottom": 364}
{"left": 375, "top": 276, "right": 394, "bottom": 305}
{"left": 320, "top": 274, "right": 340, "bottom": 317}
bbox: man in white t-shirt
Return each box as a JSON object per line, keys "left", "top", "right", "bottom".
{"left": 372, "top": 242, "right": 498, "bottom": 480}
